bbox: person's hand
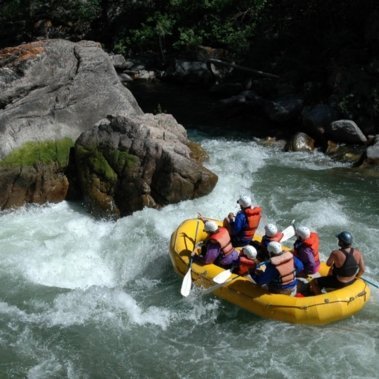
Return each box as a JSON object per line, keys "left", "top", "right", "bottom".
{"left": 197, "top": 212, "right": 206, "bottom": 222}
{"left": 228, "top": 212, "right": 235, "bottom": 222}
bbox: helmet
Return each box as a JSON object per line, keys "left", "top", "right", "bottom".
{"left": 336, "top": 231, "right": 353, "bottom": 246}
{"left": 264, "top": 223, "right": 278, "bottom": 237}
{"left": 237, "top": 195, "right": 252, "bottom": 208}
{"left": 204, "top": 221, "right": 218, "bottom": 233}
{"left": 296, "top": 226, "right": 311, "bottom": 240}
{"left": 242, "top": 245, "right": 257, "bottom": 259}
{"left": 267, "top": 241, "right": 282, "bottom": 255}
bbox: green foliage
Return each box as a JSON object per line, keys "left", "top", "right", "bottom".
{"left": 120, "top": 0, "right": 270, "bottom": 58}
{"left": 174, "top": 28, "right": 203, "bottom": 49}
{"left": 0, "top": 138, "right": 74, "bottom": 167}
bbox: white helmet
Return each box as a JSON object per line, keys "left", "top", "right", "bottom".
{"left": 296, "top": 226, "right": 311, "bottom": 240}
{"left": 237, "top": 195, "right": 252, "bottom": 208}
{"left": 267, "top": 241, "right": 282, "bottom": 255}
{"left": 204, "top": 221, "right": 218, "bottom": 233}
{"left": 242, "top": 245, "right": 257, "bottom": 259}
{"left": 264, "top": 223, "right": 278, "bottom": 237}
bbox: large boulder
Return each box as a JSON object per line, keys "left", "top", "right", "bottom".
{"left": 74, "top": 113, "right": 218, "bottom": 219}
{"left": 0, "top": 39, "right": 142, "bottom": 159}
{"left": 326, "top": 119, "right": 367, "bottom": 144}
{"left": 0, "top": 39, "right": 144, "bottom": 210}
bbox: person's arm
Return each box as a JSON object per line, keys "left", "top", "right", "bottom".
{"left": 229, "top": 212, "right": 246, "bottom": 235}
{"left": 327, "top": 250, "right": 338, "bottom": 266}
{"left": 356, "top": 250, "right": 365, "bottom": 277}
{"left": 250, "top": 263, "right": 275, "bottom": 285}
{"left": 302, "top": 247, "right": 317, "bottom": 273}
{"left": 294, "top": 256, "right": 304, "bottom": 274}
{"left": 193, "top": 242, "right": 220, "bottom": 265}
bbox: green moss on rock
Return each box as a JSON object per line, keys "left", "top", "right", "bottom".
{"left": 0, "top": 138, "right": 74, "bottom": 167}
{"left": 76, "top": 145, "right": 118, "bottom": 183}
{"left": 106, "top": 149, "right": 139, "bottom": 173}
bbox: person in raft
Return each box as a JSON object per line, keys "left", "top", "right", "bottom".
{"left": 309, "top": 231, "right": 365, "bottom": 295}
{"left": 191, "top": 220, "right": 240, "bottom": 269}
{"left": 235, "top": 245, "right": 258, "bottom": 276}
{"left": 249, "top": 241, "right": 304, "bottom": 296}
{"left": 223, "top": 195, "right": 262, "bottom": 247}
{"left": 254, "top": 223, "right": 284, "bottom": 262}
{"left": 292, "top": 226, "right": 320, "bottom": 277}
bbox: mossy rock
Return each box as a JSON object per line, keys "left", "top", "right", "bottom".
{"left": 0, "top": 138, "right": 74, "bottom": 167}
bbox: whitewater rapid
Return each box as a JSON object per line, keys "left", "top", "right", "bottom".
{"left": 1, "top": 135, "right": 378, "bottom": 378}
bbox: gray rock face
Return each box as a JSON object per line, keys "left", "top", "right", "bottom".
{"left": 327, "top": 120, "right": 368, "bottom": 144}
{"left": 74, "top": 113, "right": 218, "bottom": 219}
{"left": 0, "top": 39, "right": 142, "bottom": 159}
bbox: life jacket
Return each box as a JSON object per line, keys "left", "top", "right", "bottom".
{"left": 261, "top": 232, "right": 284, "bottom": 247}
{"left": 270, "top": 251, "right": 296, "bottom": 286}
{"left": 242, "top": 207, "right": 262, "bottom": 239}
{"left": 294, "top": 232, "right": 320, "bottom": 265}
{"left": 333, "top": 248, "right": 359, "bottom": 277}
{"left": 209, "top": 227, "right": 234, "bottom": 256}
{"left": 236, "top": 255, "right": 256, "bottom": 276}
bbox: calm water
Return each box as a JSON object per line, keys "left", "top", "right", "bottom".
{"left": 1, "top": 83, "right": 379, "bottom": 378}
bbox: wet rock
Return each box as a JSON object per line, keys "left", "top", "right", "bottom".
{"left": 0, "top": 163, "right": 68, "bottom": 209}
{"left": 286, "top": 132, "right": 315, "bottom": 152}
{"left": 326, "top": 119, "right": 367, "bottom": 144}
{"left": 74, "top": 113, "right": 218, "bottom": 219}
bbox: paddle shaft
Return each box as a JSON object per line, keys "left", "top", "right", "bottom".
{"left": 361, "top": 274, "right": 379, "bottom": 288}
{"left": 180, "top": 221, "right": 200, "bottom": 296}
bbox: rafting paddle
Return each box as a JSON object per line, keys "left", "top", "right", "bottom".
{"left": 180, "top": 221, "right": 200, "bottom": 297}
{"left": 213, "top": 267, "right": 236, "bottom": 284}
{"left": 280, "top": 219, "right": 296, "bottom": 242}
{"left": 361, "top": 275, "right": 379, "bottom": 289}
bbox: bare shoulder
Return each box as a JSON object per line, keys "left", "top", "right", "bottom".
{"left": 353, "top": 247, "right": 363, "bottom": 259}
{"left": 329, "top": 249, "right": 343, "bottom": 264}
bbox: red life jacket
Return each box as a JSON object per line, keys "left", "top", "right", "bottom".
{"left": 270, "top": 251, "right": 296, "bottom": 285}
{"left": 236, "top": 255, "right": 256, "bottom": 276}
{"left": 302, "top": 232, "right": 320, "bottom": 265}
{"left": 242, "top": 207, "right": 262, "bottom": 239}
{"left": 209, "top": 227, "right": 234, "bottom": 256}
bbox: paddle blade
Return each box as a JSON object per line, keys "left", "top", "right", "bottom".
{"left": 280, "top": 225, "right": 296, "bottom": 242}
{"left": 213, "top": 269, "right": 233, "bottom": 284}
{"left": 180, "top": 268, "right": 192, "bottom": 297}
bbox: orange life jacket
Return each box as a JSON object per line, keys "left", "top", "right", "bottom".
{"left": 243, "top": 207, "right": 262, "bottom": 239}
{"left": 209, "top": 227, "right": 234, "bottom": 256}
{"left": 302, "top": 232, "right": 320, "bottom": 265}
{"left": 236, "top": 255, "right": 256, "bottom": 276}
{"left": 270, "top": 251, "right": 296, "bottom": 285}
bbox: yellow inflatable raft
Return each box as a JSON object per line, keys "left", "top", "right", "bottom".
{"left": 169, "top": 218, "right": 371, "bottom": 325}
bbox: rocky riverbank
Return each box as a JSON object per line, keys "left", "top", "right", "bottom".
{"left": 0, "top": 39, "right": 217, "bottom": 216}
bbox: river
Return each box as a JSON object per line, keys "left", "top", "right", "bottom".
{"left": 0, "top": 82, "right": 379, "bottom": 378}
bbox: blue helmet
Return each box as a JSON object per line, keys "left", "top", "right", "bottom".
{"left": 336, "top": 231, "right": 353, "bottom": 246}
